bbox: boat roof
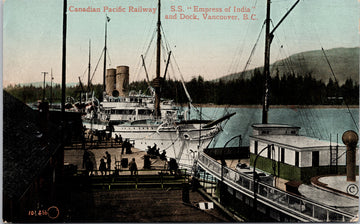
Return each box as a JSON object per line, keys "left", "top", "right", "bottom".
{"left": 250, "top": 134, "right": 346, "bottom": 151}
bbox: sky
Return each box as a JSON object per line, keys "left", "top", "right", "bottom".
{"left": 3, "top": 0, "right": 359, "bottom": 87}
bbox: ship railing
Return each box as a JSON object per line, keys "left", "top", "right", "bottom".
{"left": 197, "top": 152, "right": 355, "bottom": 222}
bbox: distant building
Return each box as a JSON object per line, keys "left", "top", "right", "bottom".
{"left": 249, "top": 124, "right": 358, "bottom": 183}
{"left": 3, "top": 91, "right": 64, "bottom": 222}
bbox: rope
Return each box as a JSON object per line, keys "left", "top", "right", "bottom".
{"left": 240, "top": 22, "right": 266, "bottom": 76}
{"left": 90, "top": 49, "right": 105, "bottom": 83}
{"left": 321, "top": 47, "right": 359, "bottom": 131}
{"left": 226, "top": 0, "right": 259, "bottom": 77}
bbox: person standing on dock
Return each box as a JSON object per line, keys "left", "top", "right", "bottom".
{"left": 119, "top": 134, "right": 123, "bottom": 144}
{"left": 105, "top": 151, "right": 112, "bottom": 172}
{"left": 115, "top": 134, "right": 119, "bottom": 144}
{"left": 83, "top": 150, "right": 90, "bottom": 169}
{"left": 99, "top": 158, "right": 107, "bottom": 175}
{"left": 121, "top": 140, "right": 126, "bottom": 154}
{"left": 129, "top": 158, "right": 138, "bottom": 176}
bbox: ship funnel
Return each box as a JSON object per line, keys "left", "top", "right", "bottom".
{"left": 342, "top": 130, "right": 358, "bottom": 182}
{"left": 116, "top": 66, "right": 129, "bottom": 97}
{"left": 106, "top": 68, "right": 116, "bottom": 96}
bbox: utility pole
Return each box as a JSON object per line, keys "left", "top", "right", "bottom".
{"left": 50, "top": 69, "right": 53, "bottom": 106}
{"left": 42, "top": 72, "right": 48, "bottom": 101}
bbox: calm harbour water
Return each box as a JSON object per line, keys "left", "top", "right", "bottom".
{"left": 181, "top": 106, "right": 359, "bottom": 148}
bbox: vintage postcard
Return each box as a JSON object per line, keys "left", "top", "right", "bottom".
{"left": 3, "top": 0, "right": 359, "bottom": 222}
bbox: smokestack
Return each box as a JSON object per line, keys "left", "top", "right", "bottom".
{"left": 342, "top": 130, "right": 358, "bottom": 182}
{"left": 106, "top": 68, "right": 116, "bottom": 96}
{"left": 116, "top": 66, "right": 129, "bottom": 97}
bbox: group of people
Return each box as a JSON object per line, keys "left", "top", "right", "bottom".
{"left": 114, "top": 134, "right": 123, "bottom": 145}
{"left": 81, "top": 131, "right": 179, "bottom": 176}
{"left": 99, "top": 151, "right": 112, "bottom": 175}
{"left": 83, "top": 149, "right": 138, "bottom": 176}
{"left": 121, "top": 139, "right": 132, "bottom": 154}
{"left": 146, "top": 143, "right": 166, "bottom": 161}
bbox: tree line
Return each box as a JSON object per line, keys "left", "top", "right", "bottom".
{"left": 5, "top": 69, "right": 359, "bottom": 105}
{"left": 131, "top": 69, "right": 359, "bottom": 105}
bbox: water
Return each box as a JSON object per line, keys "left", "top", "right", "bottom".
{"left": 180, "top": 106, "right": 359, "bottom": 148}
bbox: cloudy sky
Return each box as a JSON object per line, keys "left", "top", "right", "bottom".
{"left": 3, "top": 0, "right": 359, "bottom": 86}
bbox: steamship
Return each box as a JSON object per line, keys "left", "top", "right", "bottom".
{"left": 82, "top": 0, "right": 235, "bottom": 168}
{"left": 82, "top": 64, "right": 235, "bottom": 168}
{"left": 82, "top": 66, "right": 178, "bottom": 131}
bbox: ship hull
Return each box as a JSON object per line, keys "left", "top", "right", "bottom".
{"left": 112, "top": 123, "right": 220, "bottom": 168}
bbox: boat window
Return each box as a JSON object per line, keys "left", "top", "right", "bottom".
{"left": 267, "top": 145, "right": 271, "bottom": 159}
{"left": 138, "top": 109, "right": 152, "bottom": 115}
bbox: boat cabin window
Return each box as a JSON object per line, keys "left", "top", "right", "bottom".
{"left": 267, "top": 145, "right": 271, "bottom": 159}
{"left": 254, "top": 141, "right": 258, "bottom": 154}
{"left": 111, "top": 109, "right": 135, "bottom": 115}
{"left": 138, "top": 109, "right": 152, "bottom": 115}
{"left": 281, "top": 148, "right": 285, "bottom": 163}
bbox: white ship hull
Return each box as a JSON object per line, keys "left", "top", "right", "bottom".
{"left": 112, "top": 122, "right": 221, "bottom": 168}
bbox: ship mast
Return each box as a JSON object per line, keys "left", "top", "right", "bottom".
{"left": 103, "top": 16, "right": 110, "bottom": 92}
{"left": 262, "top": 0, "right": 271, "bottom": 124}
{"left": 262, "top": 0, "right": 300, "bottom": 124}
{"left": 153, "top": 0, "right": 162, "bottom": 119}
{"left": 88, "top": 39, "right": 91, "bottom": 92}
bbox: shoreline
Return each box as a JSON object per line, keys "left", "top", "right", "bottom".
{"left": 177, "top": 104, "right": 359, "bottom": 109}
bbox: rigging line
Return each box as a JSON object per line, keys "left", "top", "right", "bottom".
{"left": 270, "top": 20, "right": 294, "bottom": 76}
{"left": 240, "top": 21, "right": 265, "bottom": 78}
{"left": 135, "top": 31, "right": 156, "bottom": 81}
{"left": 106, "top": 48, "right": 112, "bottom": 66}
{"left": 227, "top": 0, "right": 259, "bottom": 76}
{"left": 140, "top": 13, "right": 157, "bottom": 54}
{"left": 160, "top": 25, "right": 172, "bottom": 53}
{"left": 81, "top": 67, "right": 88, "bottom": 81}
{"left": 169, "top": 52, "right": 192, "bottom": 103}
{"left": 309, "top": 108, "right": 324, "bottom": 139}
{"left": 321, "top": 47, "right": 359, "bottom": 131}
{"left": 134, "top": 17, "right": 157, "bottom": 82}
{"left": 90, "top": 49, "right": 105, "bottom": 83}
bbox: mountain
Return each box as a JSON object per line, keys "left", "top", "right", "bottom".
{"left": 218, "top": 47, "right": 359, "bottom": 85}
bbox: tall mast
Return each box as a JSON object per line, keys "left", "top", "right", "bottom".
{"left": 61, "top": 0, "right": 67, "bottom": 117}
{"left": 88, "top": 39, "right": 91, "bottom": 91}
{"left": 153, "top": 0, "right": 162, "bottom": 119}
{"left": 262, "top": 0, "right": 271, "bottom": 124}
{"left": 103, "top": 16, "right": 109, "bottom": 92}
{"left": 262, "top": 0, "right": 300, "bottom": 124}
